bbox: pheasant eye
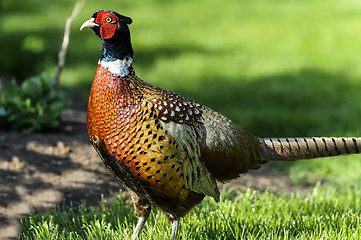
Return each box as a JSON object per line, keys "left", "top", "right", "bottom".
{"left": 105, "top": 17, "right": 112, "bottom": 23}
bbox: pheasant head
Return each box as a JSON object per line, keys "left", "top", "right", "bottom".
{"left": 81, "top": 10, "right": 134, "bottom": 77}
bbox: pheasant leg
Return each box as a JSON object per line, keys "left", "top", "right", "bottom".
{"left": 129, "top": 190, "right": 151, "bottom": 239}
{"left": 131, "top": 215, "right": 149, "bottom": 240}
{"left": 171, "top": 218, "right": 180, "bottom": 240}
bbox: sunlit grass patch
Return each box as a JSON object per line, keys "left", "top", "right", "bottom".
{"left": 19, "top": 186, "right": 361, "bottom": 239}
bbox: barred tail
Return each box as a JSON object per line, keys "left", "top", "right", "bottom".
{"left": 259, "top": 137, "right": 361, "bottom": 161}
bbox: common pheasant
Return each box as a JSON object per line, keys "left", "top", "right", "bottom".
{"left": 81, "top": 10, "right": 361, "bottom": 239}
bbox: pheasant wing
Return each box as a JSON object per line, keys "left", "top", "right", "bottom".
{"left": 148, "top": 92, "right": 220, "bottom": 201}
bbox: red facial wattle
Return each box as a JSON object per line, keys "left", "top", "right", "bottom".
{"left": 100, "top": 23, "right": 117, "bottom": 39}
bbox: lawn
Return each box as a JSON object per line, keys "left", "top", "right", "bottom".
{"left": 18, "top": 186, "right": 361, "bottom": 239}
{"left": 2, "top": 0, "right": 361, "bottom": 238}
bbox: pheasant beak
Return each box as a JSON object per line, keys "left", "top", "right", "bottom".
{"left": 80, "top": 18, "right": 99, "bottom": 31}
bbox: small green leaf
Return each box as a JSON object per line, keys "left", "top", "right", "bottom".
{"left": 21, "top": 76, "right": 43, "bottom": 100}
{"left": 1, "top": 81, "right": 21, "bottom": 104}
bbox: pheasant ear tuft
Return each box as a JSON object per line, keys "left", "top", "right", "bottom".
{"left": 121, "top": 16, "right": 132, "bottom": 25}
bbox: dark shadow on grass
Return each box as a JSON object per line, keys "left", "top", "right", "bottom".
{"left": 169, "top": 68, "right": 361, "bottom": 138}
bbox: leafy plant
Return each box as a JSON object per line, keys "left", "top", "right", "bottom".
{"left": 0, "top": 71, "right": 71, "bottom": 132}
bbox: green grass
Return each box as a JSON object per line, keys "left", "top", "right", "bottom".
{"left": 3, "top": 0, "right": 361, "bottom": 238}
{"left": 18, "top": 186, "right": 361, "bottom": 239}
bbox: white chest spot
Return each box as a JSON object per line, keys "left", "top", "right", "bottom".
{"left": 99, "top": 57, "right": 133, "bottom": 77}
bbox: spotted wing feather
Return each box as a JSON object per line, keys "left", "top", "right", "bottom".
{"left": 150, "top": 91, "right": 202, "bottom": 125}
{"left": 149, "top": 92, "right": 220, "bottom": 201}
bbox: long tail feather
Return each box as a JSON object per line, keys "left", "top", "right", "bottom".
{"left": 259, "top": 137, "right": 361, "bottom": 161}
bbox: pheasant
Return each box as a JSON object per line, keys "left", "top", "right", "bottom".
{"left": 81, "top": 10, "right": 361, "bottom": 239}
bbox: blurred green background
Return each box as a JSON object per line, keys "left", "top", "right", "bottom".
{"left": 1, "top": 0, "right": 361, "bottom": 186}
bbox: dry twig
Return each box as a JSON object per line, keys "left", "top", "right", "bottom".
{"left": 54, "top": 1, "right": 85, "bottom": 89}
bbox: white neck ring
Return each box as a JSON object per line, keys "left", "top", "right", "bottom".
{"left": 99, "top": 57, "right": 133, "bottom": 77}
